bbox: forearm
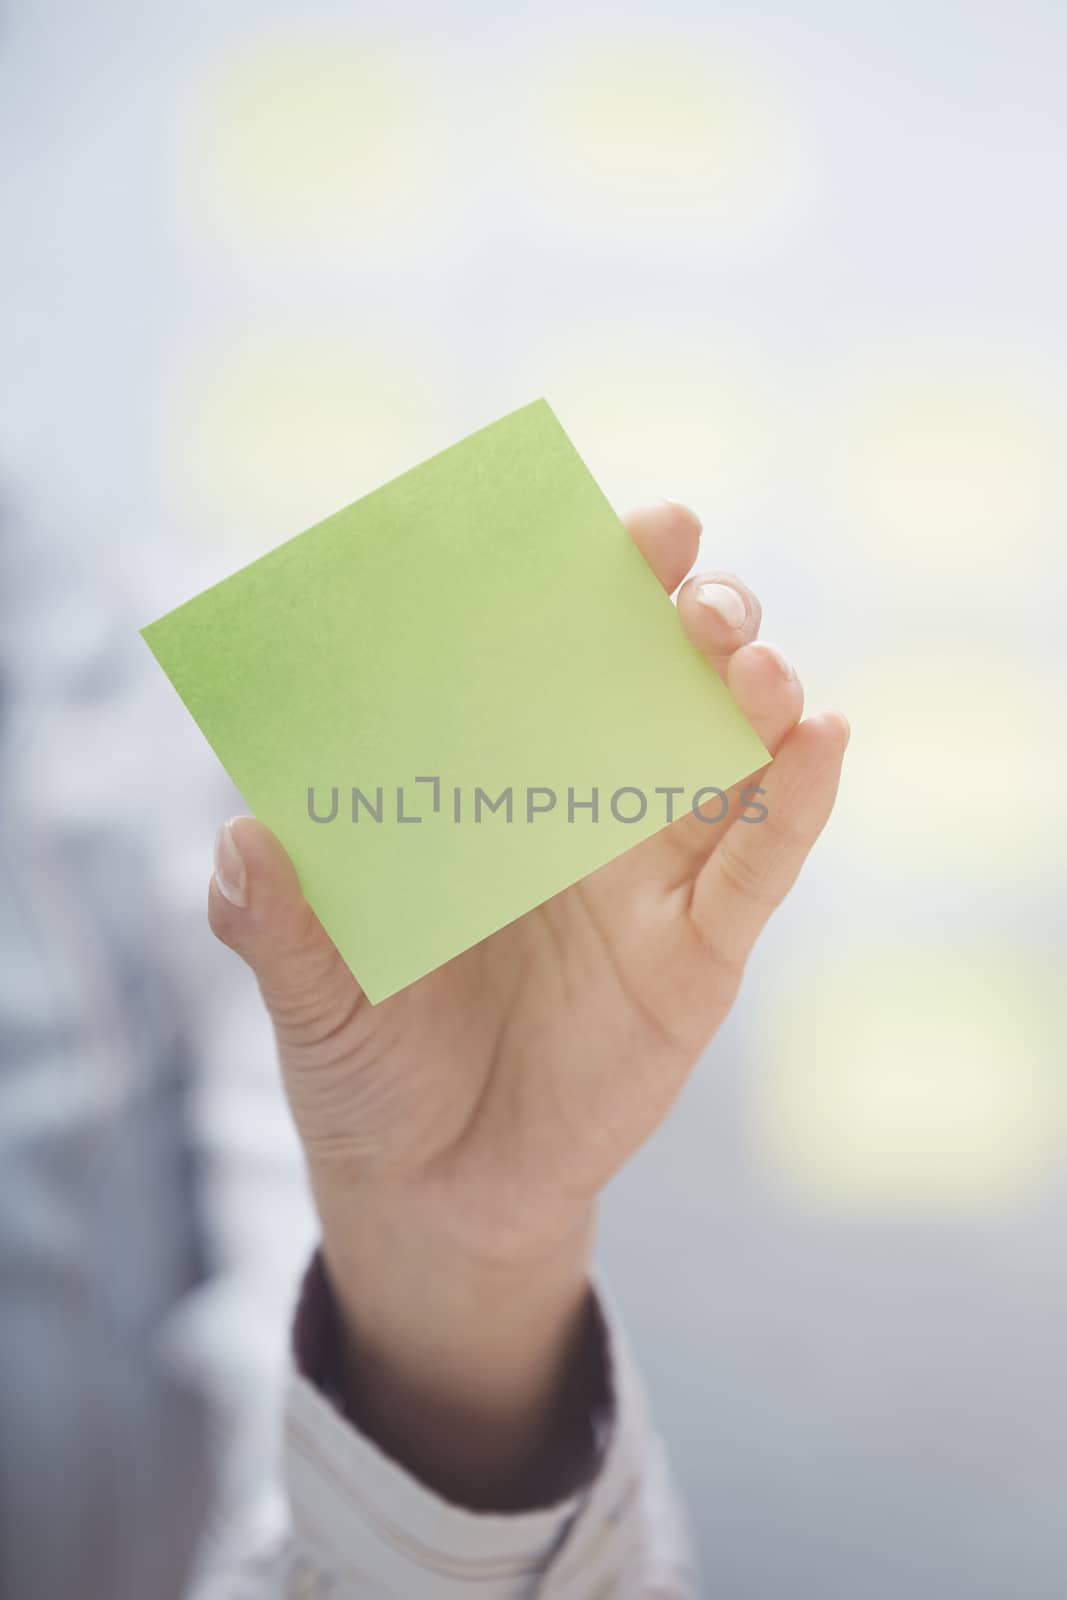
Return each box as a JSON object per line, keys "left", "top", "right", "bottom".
{"left": 314, "top": 1178, "right": 603, "bottom": 1510}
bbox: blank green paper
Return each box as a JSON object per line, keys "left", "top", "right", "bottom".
{"left": 142, "top": 400, "right": 769, "bottom": 1002}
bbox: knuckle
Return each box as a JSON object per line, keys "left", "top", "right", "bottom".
{"left": 715, "top": 838, "right": 781, "bottom": 910}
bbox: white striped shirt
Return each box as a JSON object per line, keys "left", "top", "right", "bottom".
{"left": 200, "top": 1259, "right": 697, "bottom": 1599}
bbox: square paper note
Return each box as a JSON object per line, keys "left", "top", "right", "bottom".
{"left": 143, "top": 400, "right": 768, "bottom": 1002}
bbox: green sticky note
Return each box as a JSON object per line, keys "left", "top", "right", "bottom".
{"left": 143, "top": 400, "right": 768, "bottom": 1002}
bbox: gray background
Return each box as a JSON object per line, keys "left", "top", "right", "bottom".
{"left": 5, "top": 2, "right": 1066, "bottom": 1594}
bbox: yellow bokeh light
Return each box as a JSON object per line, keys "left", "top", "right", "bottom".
{"left": 823, "top": 342, "right": 1066, "bottom": 579}
{"left": 159, "top": 331, "right": 462, "bottom": 544}
{"left": 753, "top": 943, "right": 1065, "bottom": 1211}
{"left": 174, "top": 37, "right": 460, "bottom": 259}
{"left": 832, "top": 653, "right": 1065, "bottom": 887}
{"left": 518, "top": 330, "right": 785, "bottom": 529}
{"left": 526, "top": 43, "right": 819, "bottom": 250}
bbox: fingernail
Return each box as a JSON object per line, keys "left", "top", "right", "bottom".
{"left": 751, "top": 640, "right": 795, "bottom": 680}
{"left": 661, "top": 498, "right": 703, "bottom": 534}
{"left": 839, "top": 712, "right": 851, "bottom": 749}
{"left": 695, "top": 581, "right": 747, "bottom": 629}
{"left": 214, "top": 820, "right": 247, "bottom": 908}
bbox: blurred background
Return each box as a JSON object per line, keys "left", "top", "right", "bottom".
{"left": 3, "top": 0, "right": 1066, "bottom": 1595}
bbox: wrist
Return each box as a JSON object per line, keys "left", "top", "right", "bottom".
{"left": 312, "top": 1174, "right": 601, "bottom": 1508}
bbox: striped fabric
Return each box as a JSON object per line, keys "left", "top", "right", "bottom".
{"left": 198, "top": 1259, "right": 697, "bottom": 1598}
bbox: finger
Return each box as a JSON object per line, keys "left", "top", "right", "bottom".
{"left": 726, "top": 641, "right": 804, "bottom": 755}
{"left": 648, "top": 640, "right": 804, "bottom": 876}
{"left": 688, "top": 710, "right": 849, "bottom": 977}
{"left": 621, "top": 500, "right": 703, "bottom": 595}
{"left": 208, "top": 816, "right": 365, "bottom": 1049}
{"left": 676, "top": 569, "right": 763, "bottom": 675}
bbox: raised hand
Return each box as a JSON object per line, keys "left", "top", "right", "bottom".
{"left": 208, "top": 499, "right": 847, "bottom": 1507}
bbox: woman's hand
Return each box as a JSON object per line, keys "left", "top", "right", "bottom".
{"left": 208, "top": 499, "right": 848, "bottom": 1506}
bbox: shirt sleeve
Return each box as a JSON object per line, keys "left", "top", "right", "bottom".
{"left": 196, "top": 1253, "right": 698, "bottom": 1599}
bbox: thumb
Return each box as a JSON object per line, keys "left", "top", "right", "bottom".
{"left": 208, "top": 816, "right": 364, "bottom": 1048}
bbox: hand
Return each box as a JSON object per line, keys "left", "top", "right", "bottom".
{"left": 209, "top": 500, "right": 848, "bottom": 1506}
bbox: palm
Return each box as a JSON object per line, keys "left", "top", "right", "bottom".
{"left": 282, "top": 841, "right": 718, "bottom": 1224}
